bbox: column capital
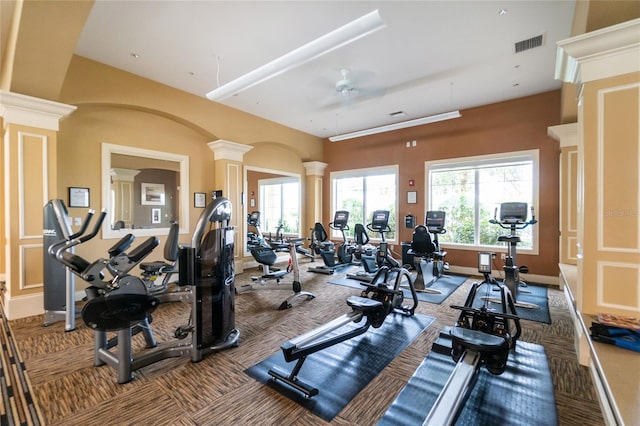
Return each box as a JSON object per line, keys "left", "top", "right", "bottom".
{"left": 555, "top": 18, "right": 640, "bottom": 85}
{"left": 207, "top": 139, "right": 253, "bottom": 161}
{"left": 547, "top": 123, "right": 578, "bottom": 147}
{"left": 303, "top": 161, "right": 328, "bottom": 176}
{"left": 0, "top": 90, "right": 76, "bottom": 131}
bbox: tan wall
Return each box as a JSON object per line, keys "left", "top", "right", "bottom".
{"left": 323, "top": 90, "right": 562, "bottom": 277}
{"left": 55, "top": 57, "right": 324, "bottom": 282}
{"left": 580, "top": 72, "right": 640, "bottom": 316}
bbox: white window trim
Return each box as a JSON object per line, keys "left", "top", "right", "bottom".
{"left": 258, "top": 176, "right": 300, "bottom": 235}
{"left": 330, "top": 164, "right": 399, "bottom": 243}
{"left": 424, "top": 149, "right": 539, "bottom": 255}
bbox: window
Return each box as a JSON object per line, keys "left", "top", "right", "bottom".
{"left": 426, "top": 150, "right": 538, "bottom": 252}
{"left": 331, "top": 166, "right": 398, "bottom": 241}
{"left": 259, "top": 177, "right": 300, "bottom": 235}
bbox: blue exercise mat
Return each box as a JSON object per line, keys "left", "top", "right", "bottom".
{"left": 471, "top": 282, "right": 551, "bottom": 323}
{"left": 245, "top": 313, "right": 434, "bottom": 422}
{"left": 379, "top": 338, "right": 558, "bottom": 426}
{"left": 328, "top": 273, "right": 468, "bottom": 305}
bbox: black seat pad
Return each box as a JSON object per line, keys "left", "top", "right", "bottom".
{"left": 450, "top": 326, "right": 509, "bottom": 354}
{"left": 347, "top": 296, "right": 383, "bottom": 312}
{"left": 140, "top": 260, "right": 174, "bottom": 273}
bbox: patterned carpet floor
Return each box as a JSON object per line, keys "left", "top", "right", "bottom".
{"left": 4, "top": 264, "right": 605, "bottom": 425}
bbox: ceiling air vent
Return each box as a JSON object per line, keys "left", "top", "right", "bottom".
{"left": 514, "top": 34, "right": 544, "bottom": 53}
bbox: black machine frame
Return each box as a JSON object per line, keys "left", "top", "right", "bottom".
{"left": 49, "top": 198, "right": 240, "bottom": 383}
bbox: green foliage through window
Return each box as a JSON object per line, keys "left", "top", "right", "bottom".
{"left": 429, "top": 153, "right": 536, "bottom": 249}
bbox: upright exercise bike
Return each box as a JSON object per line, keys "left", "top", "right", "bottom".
{"left": 489, "top": 202, "right": 538, "bottom": 309}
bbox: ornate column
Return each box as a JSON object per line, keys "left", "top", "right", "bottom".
{"left": 0, "top": 90, "right": 76, "bottom": 319}
{"left": 208, "top": 139, "right": 253, "bottom": 270}
{"left": 303, "top": 161, "right": 328, "bottom": 233}
{"left": 555, "top": 18, "right": 640, "bottom": 318}
{"left": 548, "top": 123, "right": 579, "bottom": 267}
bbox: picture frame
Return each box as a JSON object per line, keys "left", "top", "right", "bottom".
{"left": 407, "top": 190, "right": 417, "bottom": 204}
{"left": 141, "top": 183, "right": 165, "bottom": 205}
{"left": 194, "top": 192, "right": 206, "bottom": 208}
{"left": 68, "top": 187, "right": 90, "bottom": 208}
{"left": 151, "top": 208, "right": 161, "bottom": 224}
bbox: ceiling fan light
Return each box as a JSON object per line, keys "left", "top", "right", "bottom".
{"left": 206, "top": 10, "right": 386, "bottom": 101}
{"left": 328, "top": 110, "right": 462, "bottom": 142}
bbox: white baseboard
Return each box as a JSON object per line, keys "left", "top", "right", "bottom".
{"left": 4, "top": 290, "right": 86, "bottom": 321}
{"left": 4, "top": 292, "right": 44, "bottom": 320}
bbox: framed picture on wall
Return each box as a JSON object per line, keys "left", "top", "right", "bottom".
{"left": 151, "top": 208, "right": 161, "bottom": 224}
{"left": 68, "top": 187, "right": 90, "bottom": 208}
{"left": 141, "top": 183, "right": 165, "bottom": 205}
{"left": 194, "top": 192, "right": 206, "bottom": 208}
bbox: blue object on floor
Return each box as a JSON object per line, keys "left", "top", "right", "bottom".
{"left": 379, "top": 338, "right": 558, "bottom": 426}
{"left": 328, "top": 273, "right": 468, "bottom": 305}
{"left": 245, "top": 313, "right": 434, "bottom": 422}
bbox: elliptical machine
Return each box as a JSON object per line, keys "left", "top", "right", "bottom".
{"left": 49, "top": 197, "right": 240, "bottom": 383}
{"left": 423, "top": 251, "right": 521, "bottom": 425}
{"left": 488, "top": 202, "right": 538, "bottom": 309}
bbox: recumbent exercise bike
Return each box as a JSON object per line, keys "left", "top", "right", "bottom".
{"left": 407, "top": 211, "right": 450, "bottom": 294}
{"left": 308, "top": 210, "right": 356, "bottom": 275}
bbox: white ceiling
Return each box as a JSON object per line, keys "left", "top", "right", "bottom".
{"left": 74, "top": 1, "right": 576, "bottom": 139}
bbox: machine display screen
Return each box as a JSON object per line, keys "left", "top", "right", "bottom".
{"left": 478, "top": 252, "right": 492, "bottom": 273}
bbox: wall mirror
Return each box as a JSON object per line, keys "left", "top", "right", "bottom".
{"left": 243, "top": 166, "right": 301, "bottom": 254}
{"left": 101, "top": 143, "right": 189, "bottom": 239}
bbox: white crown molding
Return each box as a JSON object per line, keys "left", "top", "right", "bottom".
{"left": 303, "top": 161, "right": 328, "bottom": 176}
{"left": 555, "top": 18, "right": 640, "bottom": 85}
{"left": 0, "top": 90, "right": 76, "bottom": 131}
{"left": 207, "top": 139, "right": 253, "bottom": 162}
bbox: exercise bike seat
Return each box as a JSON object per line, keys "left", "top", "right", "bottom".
{"left": 346, "top": 295, "right": 383, "bottom": 313}
{"left": 498, "top": 235, "right": 521, "bottom": 244}
{"left": 450, "top": 326, "right": 509, "bottom": 354}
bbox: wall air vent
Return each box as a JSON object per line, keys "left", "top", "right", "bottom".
{"left": 514, "top": 34, "right": 544, "bottom": 53}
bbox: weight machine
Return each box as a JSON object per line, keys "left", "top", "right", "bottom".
{"left": 49, "top": 198, "right": 240, "bottom": 383}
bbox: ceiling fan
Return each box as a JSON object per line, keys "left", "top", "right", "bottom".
{"left": 320, "top": 68, "right": 385, "bottom": 110}
{"left": 335, "top": 68, "right": 359, "bottom": 97}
